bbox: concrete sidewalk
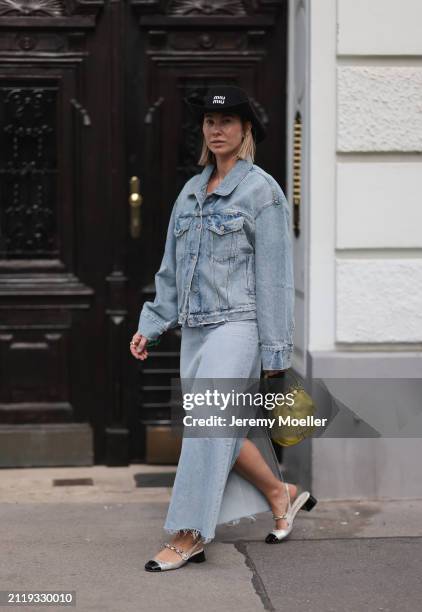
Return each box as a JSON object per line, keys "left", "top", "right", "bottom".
{"left": 0, "top": 465, "right": 421, "bottom": 611}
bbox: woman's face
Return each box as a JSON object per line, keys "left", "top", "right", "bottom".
{"left": 202, "top": 112, "right": 248, "bottom": 159}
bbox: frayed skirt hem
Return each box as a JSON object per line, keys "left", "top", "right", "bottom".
{"left": 164, "top": 513, "right": 258, "bottom": 544}
{"left": 163, "top": 526, "right": 212, "bottom": 544}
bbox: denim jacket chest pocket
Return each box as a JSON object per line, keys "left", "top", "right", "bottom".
{"left": 173, "top": 215, "right": 193, "bottom": 261}
{"left": 206, "top": 214, "right": 245, "bottom": 262}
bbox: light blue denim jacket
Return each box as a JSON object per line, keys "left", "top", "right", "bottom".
{"left": 137, "top": 158, "right": 295, "bottom": 370}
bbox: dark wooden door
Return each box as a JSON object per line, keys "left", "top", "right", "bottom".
{"left": 0, "top": 0, "right": 287, "bottom": 467}
{"left": 0, "top": 3, "right": 103, "bottom": 467}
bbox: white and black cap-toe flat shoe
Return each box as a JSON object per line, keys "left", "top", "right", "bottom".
{"left": 145, "top": 542, "right": 206, "bottom": 572}
{"left": 265, "top": 491, "right": 318, "bottom": 544}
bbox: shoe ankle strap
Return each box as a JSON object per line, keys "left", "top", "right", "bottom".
{"left": 164, "top": 543, "right": 190, "bottom": 560}
{"left": 272, "top": 482, "right": 291, "bottom": 521}
{"left": 164, "top": 541, "right": 202, "bottom": 561}
{"left": 284, "top": 482, "right": 291, "bottom": 506}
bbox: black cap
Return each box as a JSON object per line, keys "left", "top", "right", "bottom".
{"left": 184, "top": 85, "right": 266, "bottom": 143}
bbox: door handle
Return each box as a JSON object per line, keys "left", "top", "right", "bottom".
{"left": 129, "top": 176, "right": 143, "bottom": 238}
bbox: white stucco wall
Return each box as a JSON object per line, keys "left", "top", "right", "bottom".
{"left": 309, "top": 0, "right": 422, "bottom": 351}
{"left": 337, "top": 259, "right": 422, "bottom": 343}
{"left": 338, "top": 66, "right": 422, "bottom": 152}
{"left": 306, "top": 0, "right": 422, "bottom": 500}
{"left": 336, "top": 1, "right": 422, "bottom": 346}
{"left": 336, "top": 162, "right": 422, "bottom": 249}
{"left": 308, "top": 0, "right": 337, "bottom": 352}
{"left": 337, "top": 0, "right": 422, "bottom": 56}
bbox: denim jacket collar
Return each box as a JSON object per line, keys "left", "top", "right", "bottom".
{"left": 191, "top": 158, "right": 253, "bottom": 201}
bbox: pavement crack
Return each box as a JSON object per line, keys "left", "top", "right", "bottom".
{"left": 234, "top": 541, "right": 275, "bottom": 612}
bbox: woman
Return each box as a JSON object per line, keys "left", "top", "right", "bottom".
{"left": 130, "top": 85, "right": 317, "bottom": 572}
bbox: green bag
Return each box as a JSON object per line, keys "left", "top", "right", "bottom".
{"left": 264, "top": 370, "right": 316, "bottom": 447}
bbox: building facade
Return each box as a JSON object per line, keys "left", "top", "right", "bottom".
{"left": 0, "top": 0, "right": 421, "bottom": 499}
{"left": 286, "top": 0, "right": 422, "bottom": 499}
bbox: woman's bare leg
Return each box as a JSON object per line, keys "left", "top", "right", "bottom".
{"left": 151, "top": 439, "right": 295, "bottom": 563}
{"left": 233, "top": 438, "right": 297, "bottom": 530}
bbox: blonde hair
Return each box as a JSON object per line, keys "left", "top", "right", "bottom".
{"left": 198, "top": 119, "right": 256, "bottom": 166}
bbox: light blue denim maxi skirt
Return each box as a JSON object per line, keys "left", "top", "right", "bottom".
{"left": 163, "top": 319, "right": 285, "bottom": 544}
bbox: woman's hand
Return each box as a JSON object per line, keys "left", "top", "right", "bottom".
{"left": 130, "top": 332, "right": 150, "bottom": 361}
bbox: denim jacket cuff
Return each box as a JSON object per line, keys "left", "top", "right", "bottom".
{"left": 260, "top": 344, "right": 293, "bottom": 371}
{"left": 137, "top": 311, "right": 163, "bottom": 341}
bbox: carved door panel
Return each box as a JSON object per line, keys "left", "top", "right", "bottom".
{"left": 0, "top": 3, "right": 102, "bottom": 466}
{"left": 126, "top": 0, "right": 288, "bottom": 462}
